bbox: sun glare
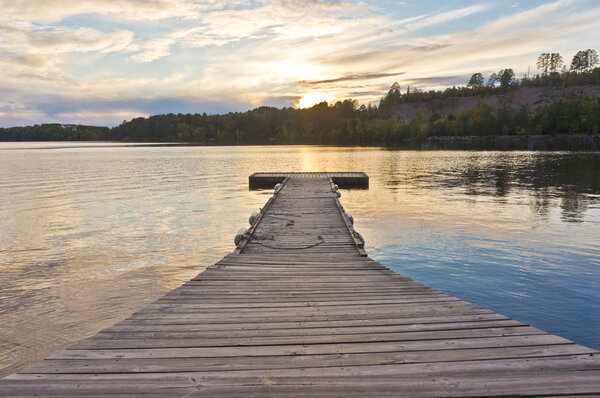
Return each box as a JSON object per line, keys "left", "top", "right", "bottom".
{"left": 297, "top": 92, "right": 331, "bottom": 108}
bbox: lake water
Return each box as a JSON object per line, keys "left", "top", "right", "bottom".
{"left": 0, "top": 143, "right": 599, "bottom": 376}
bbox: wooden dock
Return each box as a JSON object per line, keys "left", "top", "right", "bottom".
{"left": 2, "top": 173, "right": 599, "bottom": 397}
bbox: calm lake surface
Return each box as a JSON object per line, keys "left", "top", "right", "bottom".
{"left": 1, "top": 143, "right": 599, "bottom": 376}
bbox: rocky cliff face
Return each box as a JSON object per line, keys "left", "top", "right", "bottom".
{"left": 388, "top": 85, "right": 600, "bottom": 120}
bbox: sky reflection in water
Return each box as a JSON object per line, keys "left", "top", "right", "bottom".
{"left": 0, "top": 143, "right": 598, "bottom": 376}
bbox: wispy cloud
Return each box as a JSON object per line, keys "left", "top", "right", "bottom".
{"left": 130, "top": 38, "right": 175, "bottom": 62}
{"left": 405, "top": 74, "right": 474, "bottom": 87}
{"left": 299, "top": 72, "right": 405, "bottom": 86}
{"left": 0, "top": 23, "right": 133, "bottom": 55}
{"left": 0, "top": 0, "right": 236, "bottom": 22}
{"left": 408, "top": 3, "right": 492, "bottom": 30}
{"left": 0, "top": 86, "right": 252, "bottom": 126}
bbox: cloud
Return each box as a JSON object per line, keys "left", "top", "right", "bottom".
{"left": 29, "top": 27, "right": 134, "bottom": 54}
{"left": 347, "top": 90, "right": 387, "bottom": 97}
{"left": 169, "top": 2, "right": 360, "bottom": 51}
{"left": 299, "top": 72, "right": 405, "bottom": 86}
{"left": 408, "top": 3, "right": 492, "bottom": 30}
{"left": 411, "top": 43, "right": 450, "bottom": 52}
{"left": 320, "top": 0, "right": 598, "bottom": 77}
{"left": 261, "top": 95, "right": 301, "bottom": 108}
{"left": 0, "top": 0, "right": 356, "bottom": 25}
{"left": 0, "top": 53, "right": 49, "bottom": 68}
{"left": 0, "top": 23, "right": 133, "bottom": 55}
{"left": 0, "top": 86, "right": 253, "bottom": 127}
{"left": 404, "top": 74, "right": 474, "bottom": 87}
{"left": 280, "top": 0, "right": 348, "bottom": 9}
{"left": 0, "top": 49, "right": 75, "bottom": 87}
{"left": 130, "top": 38, "right": 175, "bottom": 62}
{"left": 0, "top": 0, "right": 233, "bottom": 22}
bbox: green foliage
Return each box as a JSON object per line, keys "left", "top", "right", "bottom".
{"left": 499, "top": 69, "right": 515, "bottom": 89}
{"left": 0, "top": 124, "right": 110, "bottom": 141}
{"left": 537, "top": 53, "right": 563, "bottom": 75}
{"left": 571, "top": 49, "right": 599, "bottom": 73}
{"left": 467, "top": 73, "right": 484, "bottom": 88}
{"left": 487, "top": 73, "right": 499, "bottom": 87}
{"left": 379, "top": 82, "right": 402, "bottom": 109}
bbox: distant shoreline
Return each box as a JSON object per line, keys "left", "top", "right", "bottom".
{"left": 1, "top": 134, "right": 599, "bottom": 151}
{"left": 420, "top": 133, "right": 600, "bottom": 151}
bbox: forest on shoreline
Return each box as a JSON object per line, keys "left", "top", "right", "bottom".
{"left": 2, "top": 50, "right": 599, "bottom": 145}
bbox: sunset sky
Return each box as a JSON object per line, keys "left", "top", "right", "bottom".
{"left": 1, "top": 0, "right": 599, "bottom": 127}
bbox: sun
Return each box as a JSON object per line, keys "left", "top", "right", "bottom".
{"left": 297, "top": 92, "right": 331, "bottom": 108}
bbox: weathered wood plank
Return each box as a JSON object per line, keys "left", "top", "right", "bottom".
{"left": 8, "top": 354, "right": 600, "bottom": 379}
{"left": 65, "top": 333, "right": 571, "bottom": 353}
{"left": 73, "top": 326, "right": 544, "bottom": 349}
{"left": 113, "top": 313, "right": 511, "bottom": 330}
{"left": 145, "top": 297, "right": 462, "bottom": 310}
{"left": 99, "top": 319, "right": 525, "bottom": 336}
{"left": 5, "top": 356, "right": 599, "bottom": 397}
{"left": 24, "top": 344, "right": 595, "bottom": 374}
{"left": 127, "top": 302, "right": 489, "bottom": 320}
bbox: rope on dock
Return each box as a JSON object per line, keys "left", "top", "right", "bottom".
{"left": 251, "top": 235, "right": 324, "bottom": 250}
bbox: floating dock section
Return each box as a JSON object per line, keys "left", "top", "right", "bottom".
{"left": 2, "top": 172, "right": 599, "bottom": 397}
{"left": 249, "top": 171, "right": 369, "bottom": 189}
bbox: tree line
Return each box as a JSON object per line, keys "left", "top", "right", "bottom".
{"left": 1, "top": 50, "right": 598, "bottom": 145}
{"left": 2, "top": 95, "right": 598, "bottom": 145}
{"left": 379, "top": 49, "right": 599, "bottom": 109}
